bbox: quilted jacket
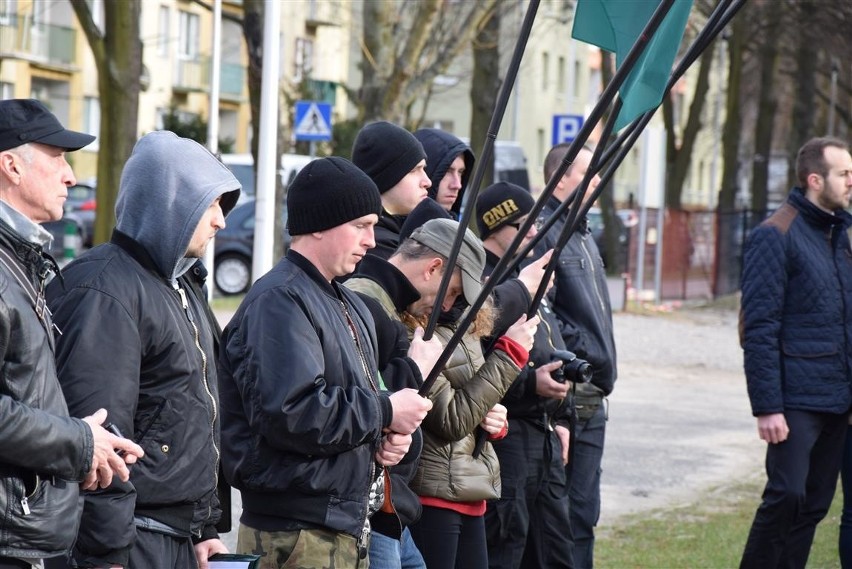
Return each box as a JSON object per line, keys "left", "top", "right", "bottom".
{"left": 740, "top": 187, "right": 852, "bottom": 416}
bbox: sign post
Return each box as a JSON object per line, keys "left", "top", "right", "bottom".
{"left": 294, "top": 101, "right": 333, "bottom": 158}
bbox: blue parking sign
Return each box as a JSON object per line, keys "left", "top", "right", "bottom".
{"left": 552, "top": 115, "right": 584, "bottom": 146}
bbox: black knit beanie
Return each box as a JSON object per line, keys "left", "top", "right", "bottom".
{"left": 287, "top": 156, "right": 382, "bottom": 235}
{"left": 475, "top": 182, "right": 535, "bottom": 240}
{"left": 351, "top": 121, "right": 426, "bottom": 194}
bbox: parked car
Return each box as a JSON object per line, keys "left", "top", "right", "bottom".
{"left": 214, "top": 200, "right": 289, "bottom": 295}
{"left": 42, "top": 214, "right": 86, "bottom": 261}
{"left": 586, "top": 207, "right": 628, "bottom": 270}
{"left": 65, "top": 182, "right": 97, "bottom": 247}
{"left": 220, "top": 153, "right": 312, "bottom": 204}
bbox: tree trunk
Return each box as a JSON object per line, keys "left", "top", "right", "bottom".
{"left": 359, "top": 1, "right": 396, "bottom": 122}
{"left": 718, "top": 16, "right": 744, "bottom": 212}
{"left": 241, "top": 0, "right": 263, "bottom": 165}
{"left": 750, "top": 3, "right": 783, "bottom": 220}
{"left": 787, "top": 1, "right": 817, "bottom": 188}
{"left": 71, "top": 0, "right": 142, "bottom": 246}
{"left": 663, "top": 47, "right": 713, "bottom": 210}
{"left": 469, "top": 7, "right": 500, "bottom": 196}
{"left": 598, "top": 50, "right": 622, "bottom": 274}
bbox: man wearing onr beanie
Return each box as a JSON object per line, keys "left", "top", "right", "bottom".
{"left": 218, "top": 156, "right": 433, "bottom": 566}
{"left": 352, "top": 121, "right": 431, "bottom": 260}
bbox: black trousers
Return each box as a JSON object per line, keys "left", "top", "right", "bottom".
{"left": 485, "top": 420, "right": 573, "bottom": 569}
{"left": 0, "top": 558, "right": 33, "bottom": 569}
{"left": 740, "top": 409, "right": 847, "bottom": 569}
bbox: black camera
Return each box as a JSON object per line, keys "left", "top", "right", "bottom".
{"left": 551, "top": 349, "right": 593, "bottom": 384}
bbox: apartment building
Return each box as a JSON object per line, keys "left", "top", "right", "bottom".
{"left": 0, "top": 0, "right": 254, "bottom": 181}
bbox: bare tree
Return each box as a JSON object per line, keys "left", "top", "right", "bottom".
{"left": 749, "top": 1, "right": 783, "bottom": 217}
{"left": 662, "top": 46, "right": 713, "bottom": 210}
{"left": 469, "top": 5, "right": 500, "bottom": 192}
{"left": 358, "top": 0, "right": 497, "bottom": 125}
{"left": 70, "top": 0, "right": 142, "bottom": 245}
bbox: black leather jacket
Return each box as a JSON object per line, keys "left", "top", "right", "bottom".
{"left": 219, "top": 250, "right": 393, "bottom": 539}
{"left": 0, "top": 220, "right": 92, "bottom": 560}
{"left": 484, "top": 250, "right": 570, "bottom": 428}
{"left": 46, "top": 231, "right": 222, "bottom": 567}
{"left": 536, "top": 196, "right": 617, "bottom": 395}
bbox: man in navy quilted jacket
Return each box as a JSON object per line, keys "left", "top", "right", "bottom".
{"left": 740, "top": 137, "right": 852, "bottom": 568}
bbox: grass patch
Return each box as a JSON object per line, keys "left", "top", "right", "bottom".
{"left": 211, "top": 294, "right": 244, "bottom": 312}
{"left": 596, "top": 474, "right": 842, "bottom": 568}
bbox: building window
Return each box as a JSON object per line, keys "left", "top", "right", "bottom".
{"left": 0, "top": 82, "right": 12, "bottom": 100}
{"left": 557, "top": 56, "right": 565, "bottom": 94}
{"left": 0, "top": 0, "right": 15, "bottom": 25}
{"left": 574, "top": 60, "right": 582, "bottom": 99}
{"left": 294, "top": 37, "right": 314, "bottom": 82}
{"left": 178, "top": 10, "right": 199, "bottom": 60}
{"left": 542, "top": 51, "right": 550, "bottom": 91}
{"left": 83, "top": 97, "right": 100, "bottom": 150}
{"left": 157, "top": 5, "right": 170, "bottom": 57}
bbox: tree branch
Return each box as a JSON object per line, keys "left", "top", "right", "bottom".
{"left": 70, "top": 0, "right": 106, "bottom": 66}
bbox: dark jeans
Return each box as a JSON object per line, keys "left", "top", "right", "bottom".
{"left": 485, "top": 420, "right": 573, "bottom": 569}
{"left": 740, "top": 409, "right": 847, "bottom": 569}
{"left": 410, "top": 506, "right": 488, "bottom": 569}
{"left": 130, "top": 526, "right": 198, "bottom": 569}
{"left": 839, "top": 422, "right": 852, "bottom": 569}
{"left": 566, "top": 403, "right": 606, "bottom": 569}
{"left": 0, "top": 558, "right": 33, "bottom": 569}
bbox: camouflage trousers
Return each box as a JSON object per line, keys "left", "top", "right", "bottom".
{"left": 237, "top": 524, "right": 368, "bottom": 569}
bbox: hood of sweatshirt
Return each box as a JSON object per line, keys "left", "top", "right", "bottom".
{"left": 414, "top": 128, "right": 475, "bottom": 216}
{"left": 115, "top": 130, "right": 241, "bottom": 282}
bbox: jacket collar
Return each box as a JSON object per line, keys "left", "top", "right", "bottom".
{"left": 111, "top": 229, "right": 166, "bottom": 278}
{"left": 287, "top": 249, "right": 344, "bottom": 299}
{"left": 353, "top": 254, "right": 420, "bottom": 313}
{"left": 789, "top": 187, "right": 852, "bottom": 229}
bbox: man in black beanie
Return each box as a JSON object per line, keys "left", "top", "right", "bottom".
{"left": 352, "top": 121, "right": 431, "bottom": 259}
{"left": 414, "top": 128, "right": 475, "bottom": 219}
{"left": 477, "top": 182, "right": 575, "bottom": 569}
{"left": 219, "top": 156, "right": 433, "bottom": 566}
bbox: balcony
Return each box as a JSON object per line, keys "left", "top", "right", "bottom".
{"left": 0, "top": 14, "right": 77, "bottom": 68}
{"left": 305, "top": 0, "right": 342, "bottom": 29}
{"left": 173, "top": 56, "right": 245, "bottom": 100}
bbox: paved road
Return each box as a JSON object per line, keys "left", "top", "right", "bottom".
{"left": 214, "top": 298, "right": 761, "bottom": 548}
{"left": 599, "top": 305, "right": 762, "bottom": 527}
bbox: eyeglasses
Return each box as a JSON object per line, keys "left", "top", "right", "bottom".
{"left": 507, "top": 218, "right": 544, "bottom": 232}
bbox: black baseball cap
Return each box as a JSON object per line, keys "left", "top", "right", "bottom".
{"left": 0, "top": 99, "right": 95, "bottom": 153}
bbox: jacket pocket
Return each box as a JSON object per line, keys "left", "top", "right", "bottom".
{"left": 559, "top": 256, "right": 587, "bottom": 277}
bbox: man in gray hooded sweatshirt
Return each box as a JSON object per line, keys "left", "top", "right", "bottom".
{"left": 46, "top": 131, "right": 241, "bottom": 569}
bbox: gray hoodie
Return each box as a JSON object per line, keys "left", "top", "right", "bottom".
{"left": 115, "top": 130, "right": 240, "bottom": 282}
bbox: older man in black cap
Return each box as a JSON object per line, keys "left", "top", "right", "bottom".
{"left": 477, "top": 182, "right": 574, "bottom": 569}
{"left": 219, "top": 156, "right": 434, "bottom": 566}
{"left": 0, "top": 99, "right": 143, "bottom": 569}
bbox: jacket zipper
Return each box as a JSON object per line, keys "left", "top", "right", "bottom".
{"left": 339, "top": 300, "right": 380, "bottom": 562}
{"left": 175, "top": 284, "right": 219, "bottom": 533}
{"left": 579, "top": 236, "right": 607, "bottom": 314}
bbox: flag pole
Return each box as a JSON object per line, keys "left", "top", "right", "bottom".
{"left": 423, "top": 0, "right": 541, "bottom": 340}
{"left": 420, "top": 0, "right": 678, "bottom": 398}
{"left": 498, "top": 0, "right": 744, "bottom": 280}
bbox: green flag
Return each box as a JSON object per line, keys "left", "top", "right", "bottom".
{"left": 572, "top": 0, "right": 693, "bottom": 130}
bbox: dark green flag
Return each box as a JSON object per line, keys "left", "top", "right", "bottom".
{"left": 572, "top": 0, "right": 693, "bottom": 130}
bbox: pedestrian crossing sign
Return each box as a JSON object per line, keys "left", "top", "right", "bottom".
{"left": 294, "top": 101, "right": 333, "bottom": 142}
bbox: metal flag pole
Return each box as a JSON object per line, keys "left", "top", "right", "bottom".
{"left": 498, "top": 0, "right": 744, "bottom": 281}
{"left": 420, "top": 0, "right": 678, "bottom": 398}
{"left": 423, "top": 0, "right": 542, "bottom": 340}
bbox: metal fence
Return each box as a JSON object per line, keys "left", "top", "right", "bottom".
{"left": 620, "top": 208, "right": 768, "bottom": 302}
